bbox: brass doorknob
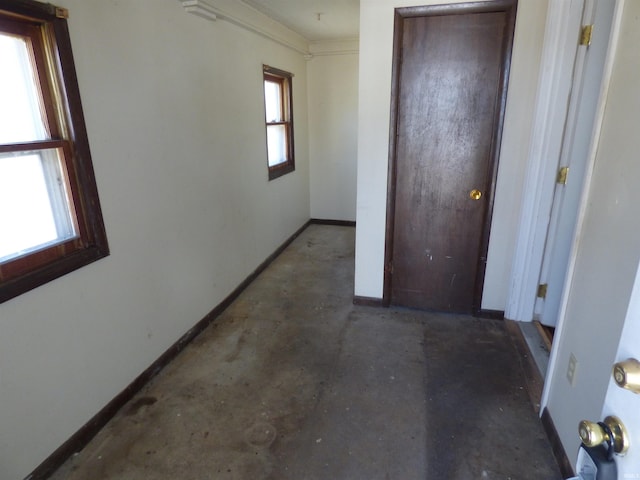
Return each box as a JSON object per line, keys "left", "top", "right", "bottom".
{"left": 578, "top": 416, "right": 629, "bottom": 454}
{"left": 579, "top": 420, "right": 607, "bottom": 446}
{"left": 469, "top": 189, "right": 482, "bottom": 200}
{"left": 613, "top": 358, "right": 640, "bottom": 393}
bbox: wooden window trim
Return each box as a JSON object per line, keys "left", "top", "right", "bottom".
{"left": 0, "top": 0, "right": 109, "bottom": 303}
{"left": 263, "top": 65, "right": 295, "bottom": 181}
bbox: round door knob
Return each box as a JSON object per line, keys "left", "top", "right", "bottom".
{"left": 469, "top": 189, "right": 482, "bottom": 200}
{"left": 578, "top": 416, "right": 629, "bottom": 454}
{"left": 613, "top": 358, "right": 640, "bottom": 393}
{"left": 578, "top": 420, "right": 607, "bottom": 447}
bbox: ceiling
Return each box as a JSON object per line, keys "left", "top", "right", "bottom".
{"left": 240, "top": 0, "right": 360, "bottom": 42}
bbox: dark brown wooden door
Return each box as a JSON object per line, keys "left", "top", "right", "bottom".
{"left": 386, "top": 2, "right": 516, "bottom": 314}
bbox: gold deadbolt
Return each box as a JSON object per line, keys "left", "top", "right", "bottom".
{"left": 469, "top": 189, "right": 482, "bottom": 200}
{"left": 578, "top": 416, "right": 629, "bottom": 455}
{"left": 613, "top": 358, "right": 640, "bottom": 394}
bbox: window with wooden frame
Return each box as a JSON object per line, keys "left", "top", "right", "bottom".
{"left": 0, "top": 0, "right": 108, "bottom": 303}
{"left": 263, "top": 65, "right": 294, "bottom": 180}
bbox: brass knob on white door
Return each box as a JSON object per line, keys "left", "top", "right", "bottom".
{"left": 578, "top": 416, "right": 629, "bottom": 454}
{"left": 613, "top": 358, "right": 640, "bottom": 393}
{"left": 469, "top": 189, "right": 482, "bottom": 200}
{"left": 579, "top": 420, "right": 608, "bottom": 447}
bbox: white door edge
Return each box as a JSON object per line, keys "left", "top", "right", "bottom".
{"left": 505, "top": 0, "right": 584, "bottom": 322}
{"left": 537, "top": 0, "right": 616, "bottom": 328}
{"left": 541, "top": 0, "right": 626, "bottom": 412}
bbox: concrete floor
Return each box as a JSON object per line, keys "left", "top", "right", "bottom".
{"left": 50, "top": 225, "right": 562, "bottom": 479}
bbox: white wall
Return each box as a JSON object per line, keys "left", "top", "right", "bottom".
{"left": 545, "top": 0, "right": 640, "bottom": 464}
{"left": 0, "top": 1, "right": 309, "bottom": 478}
{"left": 308, "top": 49, "right": 359, "bottom": 222}
{"left": 354, "top": 0, "right": 548, "bottom": 309}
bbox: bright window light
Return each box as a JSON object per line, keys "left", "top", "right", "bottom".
{"left": 0, "top": 32, "right": 77, "bottom": 263}
{"left": 263, "top": 67, "right": 294, "bottom": 178}
{"left": 0, "top": 34, "right": 47, "bottom": 143}
{"left": 0, "top": 0, "right": 109, "bottom": 303}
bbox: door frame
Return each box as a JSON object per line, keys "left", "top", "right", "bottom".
{"left": 382, "top": 0, "right": 517, "bottom": 315}
{"left": 535, "top": 0, "right": 616, "bottom": 328}
{"left": 505, "top": 0, "right": 612, "bottom": 322}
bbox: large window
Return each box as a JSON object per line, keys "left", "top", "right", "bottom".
{"left": 263, "top": 65, "right": 294, "bottom": 180}
{"left": 0, "top": 1, "right": 108, "bottom": 303}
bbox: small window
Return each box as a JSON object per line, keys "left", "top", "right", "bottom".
{"left": 263, "top": 65, "right": 294, "bottom": 180}
{"left": 0, "top": 1, "right": 108, "bottom": 303}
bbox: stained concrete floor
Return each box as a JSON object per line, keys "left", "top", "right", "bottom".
{"left": 50, "top": 225, "right": 562, "bottom": 479}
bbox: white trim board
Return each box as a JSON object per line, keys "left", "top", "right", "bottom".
{"left": 178, "top": 0, "right": 310, "bottom": 55}
{"left": 505, "top": 0, "right": 585, "bottom": 322}
{"left": 179, "top": 1, "right": 359, "bottom": 58}
{"left": 309, "top": 39, "right": 359, "bottom": 57}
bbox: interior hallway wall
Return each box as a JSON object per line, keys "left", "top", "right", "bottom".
{"left": 354, "top": 0, "right": 548, "bottom": 310}
{"left": 545, "top": 0, "right": 640, "bottom": 464}
{"left": 308, "top": 50, "right": 359, "bottom": 222}
{"left": 0, "top": 1, "right": 310, "bottom": 478}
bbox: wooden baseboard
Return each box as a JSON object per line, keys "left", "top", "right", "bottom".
{"left": 310, "top": 218, "right": 356, "bottom": 227}
{"left": 351, "top": 301, "right": 506, "bottom": 316}
{"left": 541, "top": 407, "right": 575, "bottom": 478}
{"left": 477, "top": 308, "right": 504, "bottom": 319}
{"left": 353, "top": 295, "right": 384, "bottom": 307}
{"left": 26, "top": 220, "right": 313, "bottom": 480}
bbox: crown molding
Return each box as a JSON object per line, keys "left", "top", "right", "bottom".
{"left": 309, "top": 38, "right": 359, "bottom": 57}
{"left": 179, "top": 0, "right": 310, "bottom": 55}
{"left": 179, "top": 0, "right": 218, "bottom": 21}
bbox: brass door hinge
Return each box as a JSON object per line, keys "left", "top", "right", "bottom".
{"left": 537, "top": 283, "right": 548, "bottom": 299}
{"left": 557, "top": 166, "right": 570, "bottom": 185}
{"left": 580, "top": 24, "right": 593, "bottom": 46}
